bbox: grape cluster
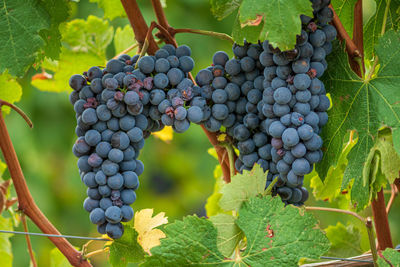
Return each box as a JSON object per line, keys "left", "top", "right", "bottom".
{"left": 69, "top": 44, "right": 196, "bottom": 238}
{"left": 192, "top": 0, "right": 335, "bottom": 205}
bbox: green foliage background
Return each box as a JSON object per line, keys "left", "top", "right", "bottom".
{"left": 0, "top": 0, "right": 399, "bottom": 266}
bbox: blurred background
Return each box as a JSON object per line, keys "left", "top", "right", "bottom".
{"left": 1, "top": 0, "right": 399, "bottom": 266}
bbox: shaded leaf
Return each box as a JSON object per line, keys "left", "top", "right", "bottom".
{"left": 210, "top": 214, "right": 243, "bottom": 257}
{"left": 39, "top": 0, "right": 71, "bottom": 60}
{"left": 219, "top": 164, "right": 266, "bottom": 211}
{"left": 324, "top": 222, "right": 363, "bottom": 258}
{"left": 0, "top": 0, "right": 50, "bottom": 76}
{"left": 364, "top": 0, "right": 400, "bottom": 61}
{"left": 210, "top": 0, "right": 242, "bottom": 20}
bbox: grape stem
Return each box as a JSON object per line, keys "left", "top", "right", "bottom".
{"left": 172, "top": 28, "right": 234, "bottom": 44}
{"left": 0, "top": 101, "right": 92, "bottom": 267}
{"left": 21, "top": 214, "right": 38, "bottom": 267}
{"left": 305, "top": 206, "right": 379, "bottom": 266}
{"left": 112, "top": 43, "right": 139, "bottom": 59}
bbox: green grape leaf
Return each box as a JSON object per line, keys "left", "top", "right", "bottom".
{"left": 219, "top": 164, "right": 266, "bottom": 212}
{"left": 377, "top": 248, "right": 400, "bottom": 266}
{"left": 310, "top": 133, "right": 356, "bottom": 203}
{"left": 235, "top": 196, "right": 330, "bottom": 266}
{"left": 212, "top": 0, "right": 312, "bottom": 50}
{"left": 0, "top": 216, "right": 13, "bottom": 267}
{"left": 364, "top": 0, "right": 400, "bottom": 61}
{"left": 0, "top": 159, "right": 6, "bottom": 178}
{"left": 238, "top": 0, "right": 313, "bottom": 50}
{"left": 32, "top": 49, "right": 105, "bottom": 93}
{"left": 106, "top": 225, "right": 146, "bottom": 267}
{"left": 210, "top": 0, "right": 243, "bottom": 20}
{"left": 210, "top": 214, "right": 243, "bottom": 257}
{"left": 0, "top": 71, "right": 23, "bottom": 114}
{"left": 38, "top": 0, "right": 71, "bottom": 60}
{"left": 232, "top": 13, "right": 263, "bottom": 45}
{"left": 61, "top": 15, "right": 114, "bottom": 57}
{"left": 114, "top": 25, "right": 137, "bottom": 56}
{"left": 331, "top": 0, "right": 357, "bottom": 39}
{"left": 0, "top": 0, "right": 50, "bottom": 76}
{"left": 317, "top": 31, "right": 400, "bottom": 210}
{"left": 143, "top": 216, "right": 226, "bottom": 266}
{"left": 34, "top": 16, "right": 113, "bottom": 93}
{"left": 89, "top": 0, "right": 126, "bottom": 20}
{"left": 324, "top": 222, "right": 363, "bottom": 258}
{"left": 50, "top": 247, "right": 74, "bottom": 267}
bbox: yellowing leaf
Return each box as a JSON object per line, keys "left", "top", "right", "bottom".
{"left": 0, "top": 71, "right": 23, "bottom": 114}
{"left": 134, "top": 209, "right": 168, "bottom": 254}
{"left": 152, "top": 126, "right": 173, "bottom": 143}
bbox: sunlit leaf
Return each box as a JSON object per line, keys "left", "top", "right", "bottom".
{"left": 0, "top": 71, "right": 23, "bottom": 114}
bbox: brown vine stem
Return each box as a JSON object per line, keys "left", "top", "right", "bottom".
{"left": 0, "top": 100, "right": 92, "bottom": 267}
{"left": 330, "top": 4, "right": 362, "bottom": 76}
{"left": 120, "top": 0, "right": 158, "bottom": 54}
{"left": 305, "top": 206, "right": 365, "bottom": 223}
{"left": 349, "top": 0, "right": 365, "bottom": 77}
{"left": 21, "top": 214, "right": 37, "bottom": 267}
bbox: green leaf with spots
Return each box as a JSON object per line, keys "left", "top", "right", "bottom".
{"left": 331, "top": 0, "right": 357, "bottom": 39}
{"left": 38, "top": 0, "right": 71, "bottom": 60}
{"left": 114, "top": 25, "right": 137, "bottom": 56}
{"left": 210, "top": 214, "right": 243, "bottom": 257}
{"left": 211, "top": 0, "right": 313, "bottom": 50}
{"left": 232, "top": 13, "right": 263, "bottom": 45}
{"left": 0, "top": 71, "right": 23, "bottom": 114}
{"left": 0, "top": 0, "right": 50, "bottom": 76}
{"left": 106, "top": 224, "right": 146, "bottom": 267}
{"left": 89, "top": 0, "right": 126, "bottom": 20}
{"left": 377, "top": 248, "right": 400, "bottom": 266}
{"left": 364, "top": 0, "right": 400, "bottom": 61}
{"left": 143, "top": 216, "right": 227, "bottom": 266}
{"left": 235, "top": 196, "right": 330, "bottom": 266}
{"left": 219, "top": 164, "right": 266, "bottom": 212}
{"left": 324, "top": 222, "right": 364, "bottom": 258}
{"left": 0, "top": 216, "right": 13, "bottom": 267}
{"left": 317, "top": 31, "right": 400, "bottom": 210}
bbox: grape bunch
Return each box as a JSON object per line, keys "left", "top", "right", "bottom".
{"left": 192, "top": 0, "right": 335, "bottom": 205}
{"left": 69, "top": 44, "right": 196, "bottom": 238}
